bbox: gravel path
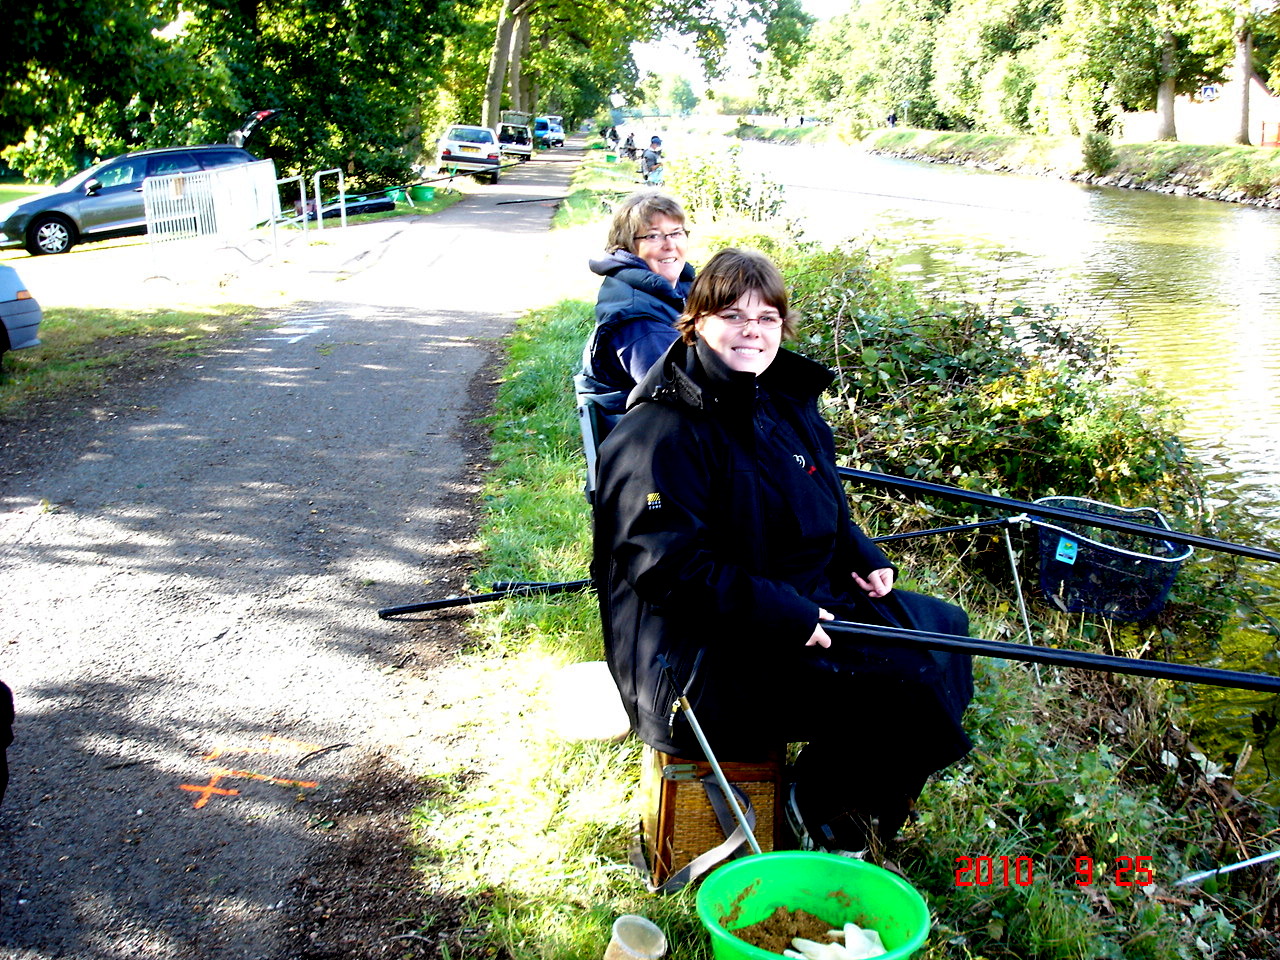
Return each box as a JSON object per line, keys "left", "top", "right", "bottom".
{"left": 0, "top": 149, "right": 602, "bottom": 959}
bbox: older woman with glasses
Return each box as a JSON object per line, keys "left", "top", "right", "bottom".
{"left": 593, "top": 247, "right": 974, "bottom": 857}
{"left": 579, "top": 190, "right": 695, "bottom": 416}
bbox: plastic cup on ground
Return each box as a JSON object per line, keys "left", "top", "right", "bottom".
{"left": 604, "top": 915, "right": 667, "bottom": 960}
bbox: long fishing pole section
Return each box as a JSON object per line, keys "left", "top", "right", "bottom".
{"left": 837, "top": 466, "right": 1280, "bottom": 566}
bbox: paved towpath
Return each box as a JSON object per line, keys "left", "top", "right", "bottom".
{"left": 1, "top": 148, "right": 602, "bottom": 959}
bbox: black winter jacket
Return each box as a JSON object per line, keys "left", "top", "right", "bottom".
{"left": 593, "top": 338, "right": 932, "bottom": 757}
{"left": 580, "top": 251, "right": 694, "bottom": 407}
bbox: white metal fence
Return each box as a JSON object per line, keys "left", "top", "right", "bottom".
{"left": 143, "top": 159, "right": 279, "bottom": 246}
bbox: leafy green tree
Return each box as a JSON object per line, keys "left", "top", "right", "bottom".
{"left": 765, "top": 0, "right": 949, "bottom": 130}
{"left": 2, "top": 0, "right": 206, "bottom": 179}
{"left": 479, "top": 0, "right": 812, "bottom": 128}
{"left": 1071, "top": 0, "right": 1226, "bottom": 139}
{"left": 4, "top": 0, "right": 468, "bottom": 184}
{"left": 667, "top": 76, "right": 701, "bottom": 115}
{"left": 931, "top": 0, "right": 1064, "bottom": 130}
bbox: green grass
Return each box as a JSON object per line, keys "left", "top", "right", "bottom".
{"left": 0, "top": 304, "right": 257, "bottom": 415}
{"left": 0, "top": 183, "right": 49, "bottom": 205}
{"left": 350, "top": 183, "right": 463, "bottom": 222}
{"left": 550, "top": 152, "right": 643, "bottom": 230}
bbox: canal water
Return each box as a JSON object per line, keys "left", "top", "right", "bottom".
{"left": 738, "top": 140, "right": 1280, "bottom": 797}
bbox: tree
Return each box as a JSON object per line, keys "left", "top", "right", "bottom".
{"left": 1071, "top": 0, "right": 1225, "bottom": 140}
{"left": 2, "top": 0, "right": 200, "bottom": 178}
{"left": 3, "top": 0, "right": 468, "bottom": 184}
{"left": 932, "top": 0, "right": 1065, "bottom": 130}
{"left": 477, "top": 0, "right": 812, "bottom": 130}
{"left": 668, "top": 76, "right": 701, "bottom": 115}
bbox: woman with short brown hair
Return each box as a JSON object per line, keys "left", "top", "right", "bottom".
{"left": 594, "top": 247, "right": 974, "bottom": 855}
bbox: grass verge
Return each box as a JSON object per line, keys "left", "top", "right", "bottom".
{"left": 0, "top": 183, "right": 49, "bottom": 205}
{"left": 860, "top": 128, "right": 1280, "bottom": 203}
{"left": 0, "top": 304, "right": 258, "bottom": 416}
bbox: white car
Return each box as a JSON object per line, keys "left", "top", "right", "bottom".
{"left": 437, "top": 125, "right": 502, "bottom": 184}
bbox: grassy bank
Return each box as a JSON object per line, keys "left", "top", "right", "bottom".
{"left": 734, "top": 123, "right": 1280, "bottom": 205}
{"left": 0, "top": 305, "right": 260, "bottom": 416}
{"left": 407, "top": 153, "right": 1279, "bottom": 958}
{"left": 864, "top": 129, "right": 1280, "bottom": 205}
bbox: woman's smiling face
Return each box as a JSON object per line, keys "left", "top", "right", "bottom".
{"left": 694, "top": 289, "right": 783, "bottom": 376}
{"left": 634, "top": 215, "right": 688, "bottom": 285}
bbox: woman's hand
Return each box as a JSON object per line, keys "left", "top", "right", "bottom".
{"left": 806, "top": 608, "right": 835, "bottom": 648}
{"left": 853, "top": 567, "right": 895, "bottom": 598}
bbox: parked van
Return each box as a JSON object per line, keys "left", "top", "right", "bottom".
{"left": 499, "top": 111, "right": 534, "bottom": 162}
{"left": 533, "top": 117, "right": 552, "bottom": 148}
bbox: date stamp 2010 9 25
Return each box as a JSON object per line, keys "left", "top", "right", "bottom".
{"left": 955, "top": 855, "right": 1156, "bottom": 887}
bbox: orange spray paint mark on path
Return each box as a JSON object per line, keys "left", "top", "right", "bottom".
{"left": 182, "top": 737, "right": 325, "bottom": 809}
{"left": 180, "top": 770, "right": 242, "bottom": 809}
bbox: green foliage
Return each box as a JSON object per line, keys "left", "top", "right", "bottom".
{"left": 664, "top": 143, "right": 786, "bottom": 226}
{"left": 1082, "top": 131, "right": 1117, "bottom": 175}
{"left": 781, "top": 245, "right": 1200, "bottom": 515}
{"left": 3, "top": 0, "right": 465, "bottom": 185}
{"left": 758, "top": 0, "right": 1240, "bottom": 139}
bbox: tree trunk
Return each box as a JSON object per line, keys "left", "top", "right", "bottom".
{"left": 483, "top": 0, "right": 518, "bottom": 129}
{"left": 508, "top": 13, "right": 529, "bottom": 112}
{"left": 1154, "top": 30, "right": 1178, "bottom": 141}
{"left": 1232, "top": 7, "right": 1252, "bottom": 146}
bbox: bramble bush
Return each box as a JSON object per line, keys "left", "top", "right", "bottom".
{"left": 777, "top": 243, "right": 1204, "bottom": 516}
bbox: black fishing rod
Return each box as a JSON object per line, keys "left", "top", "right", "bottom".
{"left": 377, "top": 578, "right": 591, "bottom": 618}
{"left": 377, "top": 470, "right": 1280, "bottom": 617}
{"left": 837, "top": 466, "right": 1280, "bottom": 565}
{"left": 821, "top": 619, "right": 1280, "bottom": 694}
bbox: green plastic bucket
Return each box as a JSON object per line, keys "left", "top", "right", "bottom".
{"left": 696, "top": 852, "right": 930, "bottom": 960}
{"left": 385, "top": 187, "right": 407, "bottom": 203}
{"left": 408, "top": 184, "right": 436, "bottom": 202}
{"left": 606, "top": 153, "right": 618, "bottom": 163}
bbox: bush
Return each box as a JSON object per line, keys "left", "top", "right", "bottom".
{"left": 780, "top": 245, "right": 1200, "bottom": 512}
{"left": 1082, "top": 131, "right": 1117, "bottom": 176}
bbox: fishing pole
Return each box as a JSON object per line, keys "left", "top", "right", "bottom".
{"left": 377, "top": 471, "right": 1280, "bottom": 617}
{"left": 1174, "top": 847, "right": 1280, "bottom": 886}
{"left": 837, "top": 466, "right": 1280, "bottom": 565}
{"left": 820, "top": 619, "right": 1280, "bottom": 694}
{"left": 376, "top": 578, "right": 591, "bottom": 618}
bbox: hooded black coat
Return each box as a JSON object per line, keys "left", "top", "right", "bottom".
{"left": 580, "top": 251, "right": 694, "bottom": 410}
{"left": 593, "top": 337, "right": 973, "bottom": 776}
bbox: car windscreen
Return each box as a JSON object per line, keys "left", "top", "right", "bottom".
{"left": 448, "top": 128, "right": 494, "bottom": 144}
{"left": 57, "top": 160, "right": 116, "bottom": 191}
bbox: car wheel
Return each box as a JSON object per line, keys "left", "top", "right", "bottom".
{"left": 26, "top": 215, "right": 77, "bottom": 255}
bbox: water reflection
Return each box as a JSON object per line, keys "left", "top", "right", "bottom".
{"left": 741, "top": 141, "right": 1280, "bottom": 798}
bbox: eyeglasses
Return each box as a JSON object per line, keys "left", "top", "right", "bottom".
{"left": 714, "top": 310, "right": 783, "bottom": 329}
{"left": 634, "top": 228, "right": 688, "bottom": 244}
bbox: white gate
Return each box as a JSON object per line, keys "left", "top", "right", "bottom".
{"left": 144, "top": 160, "right": 280, "bottom": 245}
